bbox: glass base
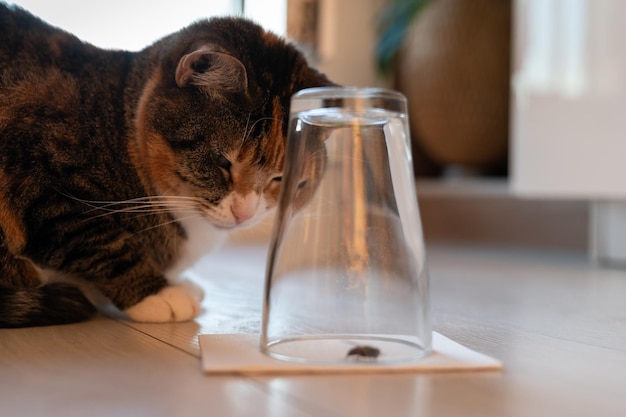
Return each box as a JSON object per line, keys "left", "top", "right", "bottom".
{"left": 262, "top": 335, "right": 430, "bottom": 364}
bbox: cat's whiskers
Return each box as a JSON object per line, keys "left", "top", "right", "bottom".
{"left": 88, "top": 198, "right": 199, "bottom": 212}
{"left": 81, "top": 204, "right": 199, "bottom": 222}
{"left": 305, "top": 148, "right": 328, "bottom": 163}
{"left": 240, "top": 116, "right": 278, "bottom": 148}
{"left": 130, "top": 211, "right": 205, "bottom": 237}
{"left": 61, "top": 192, "right": 206, "bottom": 225}
{"left": 60, "top": 191, "right": 202, "bottom": 211}
{"left": 239, "top": 112, "right": 252, "bottom": 148}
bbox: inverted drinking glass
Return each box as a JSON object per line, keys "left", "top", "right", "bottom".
{"left": 261, "top": 87, "right": 431, "bottom": 364}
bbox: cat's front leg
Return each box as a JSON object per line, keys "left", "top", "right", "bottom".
{"left": 123, "top": 279, "right": 204, "bottom": 323}
{"left": 92, "top": 256, "right": 205, "bottom": 323}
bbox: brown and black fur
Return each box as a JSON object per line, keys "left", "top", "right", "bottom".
{"left": 0, "top": 3, "right": 332, "bottom": 327}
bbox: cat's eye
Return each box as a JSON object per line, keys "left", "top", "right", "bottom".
{"left": 272, "top": 176, "right": 283, "bottom": 183}
{"left": 211, "top": 152, "right": 232, "bottom": 171}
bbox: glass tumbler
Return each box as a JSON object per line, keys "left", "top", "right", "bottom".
{"left": 261, "top": 87, "right": 431, "bottom": 364}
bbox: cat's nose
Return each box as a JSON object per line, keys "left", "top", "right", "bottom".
{"left": 231, "top": 206, "right": 253, "bottom": 224}
{"left": 230, "top": 192, "right": 257, "bottom": 224}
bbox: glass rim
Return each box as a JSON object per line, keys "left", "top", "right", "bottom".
{"left": 292, "top": 86, "right": 406, "bottom": 102}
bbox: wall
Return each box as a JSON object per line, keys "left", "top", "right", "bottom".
{"left": 312, "top": 0, "right": 390, "bottom": 87}
{"left": 511, "top": 0, "right": 626, "bottom": 199}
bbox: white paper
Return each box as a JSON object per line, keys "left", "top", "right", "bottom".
{"left": 198, "top": 332, "right": 502, "bottom": 375}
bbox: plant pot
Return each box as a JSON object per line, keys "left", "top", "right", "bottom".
{"left": 396, "top": 0, "right": 511, "bottom": 174}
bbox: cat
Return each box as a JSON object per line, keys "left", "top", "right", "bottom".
{"left": 0, "top": 3, "right": 332, "bottom": 327}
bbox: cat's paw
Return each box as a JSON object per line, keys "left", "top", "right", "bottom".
{"left": 123, "top": 283, "right": 204, "bottom": 323}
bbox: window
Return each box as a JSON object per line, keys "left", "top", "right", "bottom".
{"left": 9, "top": 0, "right": 285, "bottom": 51}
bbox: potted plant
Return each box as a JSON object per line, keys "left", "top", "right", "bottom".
{"left": 376, "top": 0, "right": 512, "bottom": 176}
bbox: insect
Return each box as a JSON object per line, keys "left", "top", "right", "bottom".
{"left": 346, "top": 345, "right": 381, "bottom": 361}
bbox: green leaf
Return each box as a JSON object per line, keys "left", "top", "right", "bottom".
{"left": 375, "top": 0, "right": 432, "bottom": 77}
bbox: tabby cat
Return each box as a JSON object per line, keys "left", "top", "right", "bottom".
{"left": 0, "top": 3, "right": 332, "bottom": 327}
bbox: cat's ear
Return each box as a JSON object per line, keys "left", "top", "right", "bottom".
{"left": 175, "top": 49, "right": 248, "bottom": 94}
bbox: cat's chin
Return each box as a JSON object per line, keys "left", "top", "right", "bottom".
{"left": 210, "top": 211, "right": 272, "bottom": 231}
{"left": 211, "top": 223, "right": 237, "bottom": 231}
{"left": 211, "top": 218, "right": 260, "bottom": 231}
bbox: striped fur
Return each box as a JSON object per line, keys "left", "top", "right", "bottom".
{"left": 0, "top": 4, "right": 332, "bottom": 327}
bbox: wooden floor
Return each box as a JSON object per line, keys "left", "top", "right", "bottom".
{"left": 1, "top": 240, "right": 625, "bottom": 417}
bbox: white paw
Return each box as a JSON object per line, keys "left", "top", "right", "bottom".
{"left": 123, "top": 283, "right": 204, "bottom": 323}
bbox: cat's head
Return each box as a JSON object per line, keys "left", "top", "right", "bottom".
{"left": 133, "top": 17, "right": 333, "bottom": 230}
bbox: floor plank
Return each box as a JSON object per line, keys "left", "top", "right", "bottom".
{"left": 225, "top": 244, "right": 626, "bottom": 417}
{"left": 0, "top": 317, "right": 315, "bottom": 417}
{"left": 132, "top": 242, "right": 626, "bottom": 417}
{"left": 2, "top": 242, "right": 626, "bottom": 417}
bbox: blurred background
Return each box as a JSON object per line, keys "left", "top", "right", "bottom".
{"left": 10, "top": 0, "right": 626, "bottom": 265}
